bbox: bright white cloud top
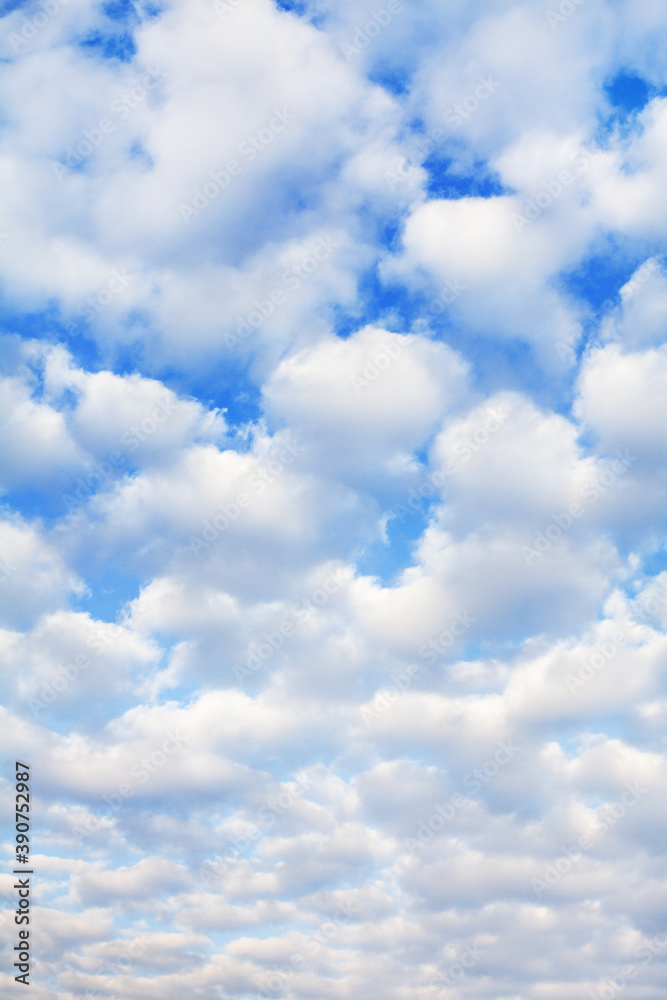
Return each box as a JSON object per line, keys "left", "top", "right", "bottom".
{"left": 0, "top": 0, "right": 666, "bottom": 998}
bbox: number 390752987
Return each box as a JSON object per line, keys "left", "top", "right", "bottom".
{"left": 16, "top": 762, "right": 30, "bottom": 849}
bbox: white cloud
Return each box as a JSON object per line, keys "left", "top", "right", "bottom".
{"left": 263, "top": 326, "right": 470, "bottom": 487}
{"left": 0, "top": 517, "right": 84, "bottom": 629}
{"left": 2, "top": 1, "right": 667, "bottom": 997}
{"left": 576, "top": 343, "right": 667, "bottom": 464}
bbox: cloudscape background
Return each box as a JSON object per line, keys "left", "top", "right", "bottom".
{"left": 1, "top": 0, "right": 667, "bottom": 997}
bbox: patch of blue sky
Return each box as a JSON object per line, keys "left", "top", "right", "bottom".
{"left": 250, "top": 854, "right": 378, "bottom": 894}
{"left": 102, "top": 0, "right": 139, "bottom": 20}
{"left": 638, "top": 549, "right": 667, "bottom": 580}
{"left": 3, "top": 475, "right": 92, "bottom": 524}
{"left": 422, "top": 153, "right": 507, "bottom": 200}
{"left": 273, "top": 0, "right": 329, "bottom": 34}
{"left": 598, "top": 521, "right": 667, "bottom": 587}
{"left": 51, "top": 153, "right": 90, "bottom": 179}
{"left": 274, "top": 0, "right": 308, "bottom": 13}
{"left": 70, "top": 565, "right": 143, "bottom": 623}
{"left": 604, "top": 71, "right": 652, "bottom": 116}
{"left": 456, "top": 333, "right": 564, "bottom": 404}
{"left": 128, "top": 140, "right": 154, "bottom": 167}
{"left": 73, "top": 310, "right": 158, "bottom": 376}
{"left": 558, "top": 236, "right": 661, "bottom": 363}
{"left": 368, "top": 64, "right": 412, "bottom": 96}
{"left": 80, "top": 28, "right": 137, "bottom": 63}
{"left": 594, "top": 71, "right": 667, "bottom": 149}
{"left": 355, "top": 504, "right": 431, "bottom": 586}
{"left": 576, "top": 716, "right": 637, "bottom": 745}
{"left": 557, "top": 239, "right": 662, "bottom": 383}
{"left": 332, "top": 260, "right": 420, "bottom": 340}
{"left": 181, "top": 356, "right": 263, "bottom": 430}
{"left": 10, "top": 305, "right": 256, "bottom": 435}
{"left": 105, "top": 914, "right": 171, "bottom": 944}
{"left": 0, "top": 0, "right": 28, "bottom": 14}
{"left": 87, "top": 792, "right": 196, "bottom": 832}
{"left": 0, "top": 303, "right": 101, "bottom": 373}
{"left": 245, "top": 739, "right": 348, "bottom": 781}
{"left": 564, "top": 248, "right": 636, "bottom": 316}
{"left": 331, "top": 253, "right": 569, "bottom": 417}
{"left": 30, "top": 689, "right": 150, "bottom": 738}
{"left": 526, "top": 717, "right": 632, "bottom": 753}
{"left": 152, "top": 655, "right": 238, "bottom": 699}
{"left": 205, "top": 926, "right": 313, "bottom": 952}
{"left": 100, "top": 0, "right": 164, "bottom": 25}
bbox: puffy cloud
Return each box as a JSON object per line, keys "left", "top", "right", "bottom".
{"left": 576, "top": 343, "right": 667, "bottom": 465}
{"left": 0, "top": 0, "right": 411, "bottom": 370}
{"left": 605, "top": 256, "right": 667, "bottom": 350}
{"left": 0, "top": 610, "right": 161, "bottom": 726}
{"left": 1, "top": 1, "right": 667, "bottom": 997}
{"left": 263, "top": 326, "right": 470, "bottom": 487}
{"left": 0, "top": 517, "right": 84, "bottom": 629}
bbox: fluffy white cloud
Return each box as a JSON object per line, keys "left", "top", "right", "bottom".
{"left": 0, "top": 517, "right": 84, "bottom": 629}
{"left": 605, "top": 256, "right": 667, "bottom": 350}
{"left": 263, "top": 326, "right": 470, "bottom": 487}
{"left": 2, "top": 0, "right": 667, "bottom": 997}
{"left": 576, "top": 343, "right": 667, "bottom": 464}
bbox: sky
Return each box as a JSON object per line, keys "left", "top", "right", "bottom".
{"left": 1, "top": 0, "right": 667, "bottom": 997}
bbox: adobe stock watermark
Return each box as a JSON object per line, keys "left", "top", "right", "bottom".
{"left": 350, "top": 340, "right": 404, "bottom": 393}
{"left": 428, "top": 940, "right": 486, "bottom": 993}
{"left": 179, "top": 108, "right": 295, "bottom": 222}
{"left": 546, "top": 0, "right": 587, "bottom": 31}
{"left": 565, "top": 578, "right": 667, "bottom": 694}
{"left": 361, "top": 610, "right": 476, "bottom": 724}
{"left": 28, "top": 621, "right": 125, "bottom": 715}
{"left": 625, "top": 579, "right": 667, "bottom": 630}
{"left": 588, "top": 932, "right": 667, "bottom": 1000}
{"left": 73, "top": 731, "right": 188, "bottom": 844}
{"left": 8, "top": 0, "right": 70, "bottom": 53}
{"left": 189, "top": 438, "right": 304, "bottom": 554}
{"left": 200, "top": 774, "right": 311, "bottom": 884}
{"left": 0, "top": 555, "right": 19, "bottom": 585}
{"left": 225, "top": 235, "right": 339, "bottom": 349}
{"left": 418, "top": 610, "right": 476, "bottom": 665}
{"left": 340, "top": 1, "right": 403, "bottom": 62}
{"left": 62, "top": 394, "right": 178, "bottom": 513}
{"left": 361, "top": 662, "right": 423, "bottom": 725}
{"left": 521, "top": 450, "right": 636, "bottom": 565}
{"left": 387, "top": 407, "right": 508, "bottom": 525}
{"left": 79, "top": 935, "right": 152, "bottom": 999}
{"left": 443, "top": 75, "right": 502, "bottom": 128}
{"left": 212, "top": 0, "right": 245, "bottom": 17}
{"left": 443, "top": 407, "right": 508, "bottom": 466}
{"left": 565, "top": 628, "right": 628, "bottom": 695}
{"left": 512, "top": 146, "right": 590, "bottom": 232}
{"left": 65, "top": 267, "right": 135, "bottom": 335}
{"left": 233, "top": 568, "right": 347, "bottom": 682}
{"left": 51, "top": 68, "right": 165, "bottom": 181}
{"left": 384, "top": 75, "right": 500, "bottom": 190}
{"left": 425, "top": 277, "right": 467, "bottom": 313}
{"left": 404, "top": 740, "right": 521, "bottom": 849}
{"left": 530, "top": 780, "right": 646, "bottom": 897}
{"left": 256, "top": 899, "right": 360, "bottom": 999}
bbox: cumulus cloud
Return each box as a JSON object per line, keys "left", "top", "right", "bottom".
{"left": 2, "top": 0, "right": 667, "bottom": 997}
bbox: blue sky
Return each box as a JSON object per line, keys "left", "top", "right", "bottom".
{"left": 1, "top": 1, "right": 667, "bottom": 998}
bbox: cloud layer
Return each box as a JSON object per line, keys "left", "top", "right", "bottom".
{"left": 1, "top": 1, "right": 667, "bottom": 999}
